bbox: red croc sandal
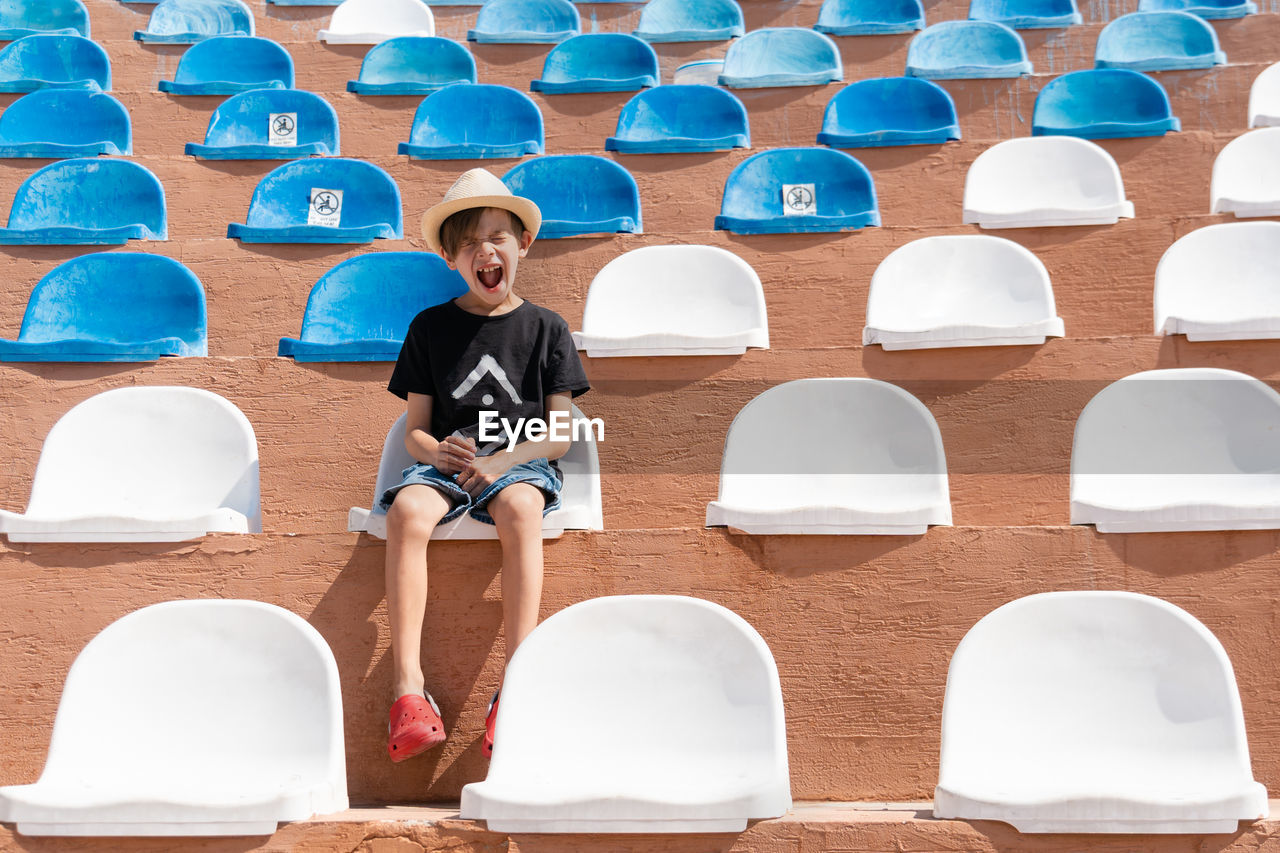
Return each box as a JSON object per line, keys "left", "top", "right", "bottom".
{"left": 482, "top": 690, "right": 499, "bottom": 758}
{"left": 388, "top": 692, "right": 446, "bottom": 762}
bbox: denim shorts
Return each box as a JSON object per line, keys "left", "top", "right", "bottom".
{"left": 379, "top": 457, "right": 562, "bottom": 526}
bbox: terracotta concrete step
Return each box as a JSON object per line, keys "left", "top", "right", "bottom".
{"left": 0, "top": 134, "right": 1245, "bottom": 246}
{"left": 89, "top": 0, "right": 1273, "bottom": 76}
{"left": 1, "top": 339, "right": 1278, "bottom": 534}
{"left": 3, "top": 527, "right": 1280, "bottom": 804}
{"left": 6, "top": 801, "right": 1280, "bottom": 852}
{"left": 82, "top": 22, "right": 1280, "bottom": 107}
{"left": 15, "top": 61, "right": 1258, "bottom": 160}
{"left": 0, "top": 216, "right": 1252, "bottom": 356}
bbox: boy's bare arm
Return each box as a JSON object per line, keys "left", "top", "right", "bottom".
{"left": 456, "top": 393, "right": 574, "bottom": 496}
{"left": 404, "top": 392, "right": 475, "bottom": 475}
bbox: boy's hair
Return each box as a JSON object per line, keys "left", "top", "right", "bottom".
{"left": 439, "top": 206, "right": 528, "bottom": 257}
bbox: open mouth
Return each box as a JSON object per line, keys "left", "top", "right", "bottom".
{"left": 477, "top": 264, "right": 504, "bottom": 291}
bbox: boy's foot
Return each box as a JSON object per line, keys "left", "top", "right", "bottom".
{"left": 388, "top": 692, "right": 446, "bottom": 762}
{"left": 483, "top": 690, "right": 500, "bottom": 758}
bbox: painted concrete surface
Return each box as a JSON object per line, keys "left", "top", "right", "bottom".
{"left": 6, "top": 801, "right": 1280, "bottom": 852}
{"left": 4, "top": 527, "right": 1280, "bottom": 804}
{"left": 3, "top": 0, "right": 1280, "bottom": 849}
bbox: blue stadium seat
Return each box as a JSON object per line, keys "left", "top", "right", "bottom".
{"left": 719, "top": 28, "right": 842, "bottom": 88}
{"left": 715, "top": 147, "right": 879, "bottom": 234}
{"left": 1138, "top": 0, "right": 1256, "bottom": 19}
{"left": 0, "top": 253, "right": 206, "bottom": 362}
{"left": 1033, "top": 69, "right": 1180, "bottom": 138}
{"left": 0, "top": 0, "right": 90, "bottom": 40}
{"left": 278, "top": 253, "right": 466, "bottom": 362}
{"left": 0, "top": 89, "right": 131, "bottom": 157}
{"left": 0, "top": 159, "right": 166, "bottom": 244}
{"left": 398, "top": 84, "right": 542, "bottom": 159}
{"left": 502, "top": 155, "right": 641, "bottom": 238}
{"left": 818, "top": 77, "right": 959, "bottom": 147}
{"left": 227, "top": 158, "right": 402, "bottom": 243}
{"left": 346, "top": 36, "right": 475, "bottom": 95}
{"left": 467, "top": 0, "right": 580, "bottom": 44}
{"left": 606, "top": 85, "right": 749, "bottom": 153}
{"left": 907, "top": 21, "right": 1031, "bottom": 78}
{"left": 968, "top": 0, "right": 1081, "bottom": 28}
{"left": 0, "top": 34, "right": 110, "bottom": 93}
{"left": 530, "top": 34, "right": 658, "bottom": 94}
{"left": 134, "top": 0, "right": 254, "bottom": 43}
{"left": 633, "top": 0, "right": 744, "bottom": 42}
{"left": 1095, "top": 11, "right": 1225, "bottom": 70}
{"left": 185, "top": 89, "right": 339, "bottom": 159}
{"left": 814, "top": 0, "right": 924, "bottom": 35}
{"left": 158, "top": 37, "right": 293, "bottom": 95}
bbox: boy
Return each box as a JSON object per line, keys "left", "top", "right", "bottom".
{"left": 381, "top": 168, "right": 590, "bottom": 762}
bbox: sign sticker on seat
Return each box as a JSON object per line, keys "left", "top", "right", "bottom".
{"left": 309, "top": 188, "right": 343, "bottom": 226}
{"left": 269, "top": 113, "right": 298, "bottom": 147}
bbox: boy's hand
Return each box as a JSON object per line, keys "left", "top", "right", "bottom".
{"left": 435, "top": 436, "right": 476, "bottom": 475}
{"left": 457, "top": 453, "right": 515, "bottom": 498}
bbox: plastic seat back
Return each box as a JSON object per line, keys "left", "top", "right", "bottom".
{"left": 468, "top": 0, "right": 580, "bottom": 43}
{"left": 1155, "top": 222, "right": 1280, "bottom": 340}
{"left": 228, "top": 158, "right": 402, "bottom": 243}
{"left": 347, "top": 36, "right": 475, "bottom": 95}
{"left": 1138, "top": 0, "right": 1256, "bottom": 19}
{"left": 159, "top": 37, "right": 293, "bottom": 95}
{"left": 1033, "top": 69, "right": 1179, "bottom": 138}
{"left": 349, "top": 402, "right": 603, "bottom": 539}
{"left": 1071, "top": 368, "right": 1280, "bottom": 531}
{"left": 1095, "top": 11, "right": 1225, "bottom": 71}
{"left": 278, "top": 252, "right": 466, "bottom": 361}
{"left": 935, "top": 591, "right": 1267, "bottom": 833}
{"left": 134, "top": 0, "right": 254, "bottom": 43}
{"left": 719, "top": 27, "right": 842, "bottom": 88}
{"left": 319, "top": 0, "right": 434, "bottom": 44}
{"left": 1211, "top": 128, "right": 1280, "bottom": 218}
{"left": 0, "top": 386, "right": 261, "bottom": 541}
{"left": 715, "top": 147, "right": 880, "bottom": 234}
{"left": 906, "top": 20, "right": 1031, "bottom": 78}
{"left": 864, "top": 235, "right": 1063, "bottom": 349}
{"left": 634, "top": 0, "right": 744, "bottom": 42}
{"left": 0, "top": 158, "right": 167, "bottom": 244}
{"left": 0, "top": 253, "right": 205, "bottom": 362}
{"left": 187, "top": 89, "right": 339, "bottom": 159}
{"left": 0, "top": 34, "right": 110, "bottom": 92}
{"left": 531, "top": 33, "right": 658, "bottom": 94}
{"left": 0, "top": 89, "right": 131, "bottom": 157}
{"left": 607, "top": 84, "right": 749, "bottom": 153}
{"left": 398, "top": 83, "right": 542, "bottom": 159}
{"left": 814, "top": 0, "right": 924, "bottom": 35}
{"left": 1248, "top": 62, "right": 1280, "bottom": 127}
{"left": 574, "top": 245, "right": 767, "bottom": 357}
{"left": 0, "top": 0, "right": 89, "bottom": 39}
{"left": 818, "top": 77, "right": 959, "bottom": 147}
{"left": 968, "top": 0, "right": 1081, "bottom": 28}
{"left": 0, "top": 599, "right": 347, "bottom": 835}
{"left": 460, "top": 595, "right": 790, "bottom": 833}
{"left": 502, "top": 155, "right": 641, "bottom": 238}
{"left": 706, "top": 378, "right": 951, "bottom": 534}
{"left": 962, "top": 136, "right": 1133, "bottom": 228}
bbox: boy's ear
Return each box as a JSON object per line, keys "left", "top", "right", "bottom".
{"left": 518, "top": 228, "right": 534, "bottom": 257}
{"left": 440, "top": 250, "right": 456, "bottom": 270}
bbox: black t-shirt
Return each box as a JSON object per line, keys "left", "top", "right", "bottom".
{"left": 388, "top": 299, "right": 590, "bottom": 466}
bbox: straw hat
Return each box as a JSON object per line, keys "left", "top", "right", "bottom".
{"left": 420, "top": 168, "right": 542, "bottom": 255}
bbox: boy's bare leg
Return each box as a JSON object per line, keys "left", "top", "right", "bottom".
{"left": 385, "top": 484, "right": 452, "bottom": 698}
{"left": 487, "top": 483, "right": 547, "bottom": 664}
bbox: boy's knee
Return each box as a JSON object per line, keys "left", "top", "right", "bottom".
{"left": 387, "top": 486, "right": 449, "bottom": 539}
{"left": 488, "top": 483, "right": 546, "bottom": 526}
